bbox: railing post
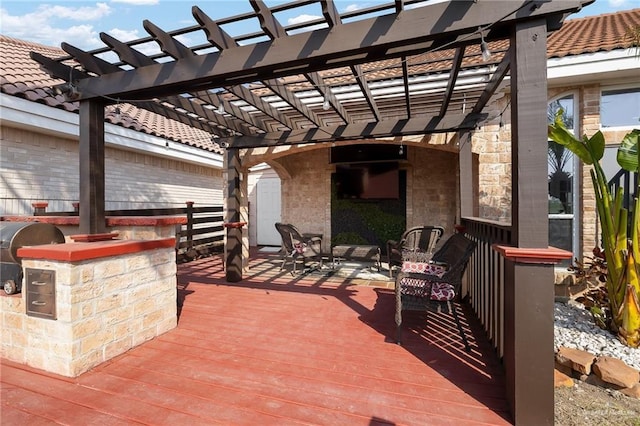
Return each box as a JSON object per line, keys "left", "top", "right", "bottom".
{"left": 224, "top": 147, "right": 244, "bottom": 282}
{"left": 494, "top": 246, "right": 572, "bottom": 426}
{"left": 185, "top": 201, "right": 194, "bottom": 251}
{"left": 507, "top": 18, "right": 553, "bottom": 425}
{"left": 32, "top": 202, "right": 48, "bottom": 215}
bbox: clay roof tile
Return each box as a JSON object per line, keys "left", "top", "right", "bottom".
{"left": 548, "top": 8, "right": 640, "bottom": 58}
{"left": 0, "top": 34, "right": 220, "bottom": 154}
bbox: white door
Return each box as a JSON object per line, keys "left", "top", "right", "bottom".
{"left": 256, "top": 178, "right": 282, "bottom": 246}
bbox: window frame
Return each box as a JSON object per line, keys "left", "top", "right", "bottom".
{"left": 600, "top": 83, "right": 640, "bottom": 131}
{"left": 548, "top": 91, "right": 581, "bottom": 263}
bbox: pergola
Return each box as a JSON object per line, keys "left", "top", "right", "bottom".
{"left": 32, "top": 0, "right": 591, "bottom": 423}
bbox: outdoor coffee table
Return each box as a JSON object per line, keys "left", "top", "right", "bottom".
{"left": 331, "top": 245, "right": 381, "bottom": 271}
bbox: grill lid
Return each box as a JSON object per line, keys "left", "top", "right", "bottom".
{"left": 0, "top": 222, "right": 66, "bottom": 264}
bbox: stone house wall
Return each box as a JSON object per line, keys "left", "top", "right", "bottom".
{"left": 1, "top": 125, "right": 223, "bottom": 215}
{"left": 273, "top": 145, "right": 458, "bottom": 251}
{"left": 470, "top": 83, "right": 635, "bottom": 263}
{"left": 468, "top": 96, "right": 512, "bottom": 223}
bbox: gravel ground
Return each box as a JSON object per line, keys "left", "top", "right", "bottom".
{"left": 555, "top": 381, "right": 640, "bottom": 425}
{"left": 554, "top": 301, "right": 640, "bottom": 425}
{"left": 555, "top": 301, "right": 640, "bottom": 370}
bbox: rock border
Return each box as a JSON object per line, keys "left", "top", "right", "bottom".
{"left": 555, "top": 346, "right": 640, "bottom": 399}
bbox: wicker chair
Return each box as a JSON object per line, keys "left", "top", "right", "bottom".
{"left": 386, "top": 225, "right": 444, "bottom": 277}
{"left": 394, "top": 233, "right": 476, "bottom": 350}
{"left": 274, "top": 222, "right": 323, "bottom": 274}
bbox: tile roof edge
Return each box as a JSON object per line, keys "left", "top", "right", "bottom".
{"left": 566, "top": 7, "right": 640, "bottom": 21}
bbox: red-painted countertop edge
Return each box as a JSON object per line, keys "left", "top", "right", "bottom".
{"left": 18, "top": 238, "right": 175, "bottom": 262}
{"left": 0, "top": 216, "right": 187, "bottom": 226}
{"left": 492, "top": 244, "right": 573, "bottom": 264}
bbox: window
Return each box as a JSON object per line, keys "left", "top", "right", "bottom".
{"left": 548, "top": 96, "right": 575, "bottom": 215}
{"left": 601, "top": 87, "right": 640, "bottom": 128}
{"left": 548, "top": 94, "right": 579, "bottom": 265}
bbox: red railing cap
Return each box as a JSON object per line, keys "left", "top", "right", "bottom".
{"left": 492, "top": 244, "right": 573, "bottom": 264}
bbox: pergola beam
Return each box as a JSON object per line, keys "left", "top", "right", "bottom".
{"left": 222, "top": 112, "right": 486, "bottom": 148}
{"left": 438, "top": 47, "right": 465, "bottom": 118}
{"left": 471, "top": 50, "right": 511, "bottom": 114}
{"left": 263, "top": 78, "right": 322, "bottom": 127}
{"left": 100, "top": 32, "right": 156, "bottom": 67}
{"left": 61, "top": 42, "right": 117, "bottom": 76}
{"left": 225, "top": 84, "right": 295, "bottom": 130}
{"left": 192, "top": 6, "right": 237, "bottom": 50}
{"left": 401, "top": 57, "right": 411, "bottom": 119}
{"left": 350, "top": 64, "right": 381, "bottom": 121}
{"left": 140, "top": 99, "right": 230, "bottom": 137}
{"left": 305, "top": 71, "right": 350, "bottom": 124}
{"left": 251, "top": 0, "right": 286, "bottom": 39}
{"left": 166, "top": 95, "right": 248, "bottom": 135}
{"left": 321, "top": 0, "right": 341, "bottom": 27}
{"left": 143, "top": 19, "right": 195, "bottom": 59}
{"left": 33, "top": 1, "right": 587, "bottom": 102}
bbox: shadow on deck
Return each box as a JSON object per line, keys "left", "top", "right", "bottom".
{"left": 1, "top": 249, "right": 512, "bottom": 425}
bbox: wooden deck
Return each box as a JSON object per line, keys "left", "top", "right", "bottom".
{"left": 1, "top": 250, "right": 512, "bottom": 425}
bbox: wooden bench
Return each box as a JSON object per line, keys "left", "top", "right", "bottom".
{"left": 331, "top": 245, "right": 381, "bottom": 271}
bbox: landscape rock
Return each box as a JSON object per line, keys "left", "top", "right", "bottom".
{"left": 555, "top": 360, "right": 574, "bottom": 377}
{"left": 554, "top": 369, "right": 574, "bottom": 388}
{"left": 556, "top": 346, "right": 596, "bottom": 375}
{"left": 584, "top": 372, "right": 623, "bottom": 390}
{"left": 621, "top": 383, "right": 640, "bottom": 399}
{"left": 593, "top": 356, "right": 640, "bottom": 388}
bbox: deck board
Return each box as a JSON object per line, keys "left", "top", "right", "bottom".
{"left": 1, "top": 252, "right": 512, "bottom": 425}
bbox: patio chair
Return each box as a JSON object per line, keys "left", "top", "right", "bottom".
{"left": 394, "top": 233, "right": 476, "bottom": 350}
{"left": 386, "top": 225, "right": 444, "bottom": 277}
{"left": 274, "top": 222, "right": 323, "bottom": 274}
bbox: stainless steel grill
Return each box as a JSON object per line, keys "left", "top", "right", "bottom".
{"left": 0, "top": 222, "right": 65, "bottom": 295}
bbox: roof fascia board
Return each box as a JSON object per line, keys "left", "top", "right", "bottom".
{"left": 547, "top": 49, "right": 640, "bottom": 83}
{"left": 0, "top": 94, "right": 222, "bottom": 168}
{"left": 1, "top": 93, "right": 79, "bottom": 136}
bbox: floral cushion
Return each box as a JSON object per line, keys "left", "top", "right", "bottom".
{"left": 430, "top": 282, "right": 456, "bottom": 301}
{"left": 292, "top": 242, "right": 307, "bottom": 254}
{"left": 401, "top": 261, "right": 446, "bottom": 277}
{"left": 399, "top": 277, "right": 430, "bottom": 298}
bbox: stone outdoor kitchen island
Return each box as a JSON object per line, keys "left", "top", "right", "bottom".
{"left": 0, "top": 236, "right": 178, "bottom": 377}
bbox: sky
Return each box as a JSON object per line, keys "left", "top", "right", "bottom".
{"left": 0, "top": 0, "right": 637, "bottom": 52}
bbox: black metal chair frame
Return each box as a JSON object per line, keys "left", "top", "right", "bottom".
{"left": 394, "top": 233, "right": 476, "bottom": 351}
{"left": 274, "top": 222, "right": 323, "bottom": 274}
{"left": 386, "top": 225, "right": 444, "bottom": 278}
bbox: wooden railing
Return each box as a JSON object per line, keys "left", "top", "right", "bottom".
{"left": 176, "top": 202, "right": 224, "bottom": 259}
{"left": 608, "top": 169, "right": 637, "bottom": 236}
{"left": 609, "top": 168, "right": 638, "bottom": 210}
{"left": 461, "top": 217, "right": 512, "bottom": 359}
{"left": 37, "top": 202, "right": 225, "bottom": 261}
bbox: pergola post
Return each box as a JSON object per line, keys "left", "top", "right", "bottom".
{"left": 458, "top": 131, "right": 475, "bottom": 218}
{"left": 78, "top": 99, "right": 106, "bottom": 236}
{"left": 504, "top": 19, "right": 554, "bottom": 425}
{"left": 224, "top": 147, "right": 244, "bottom": 282}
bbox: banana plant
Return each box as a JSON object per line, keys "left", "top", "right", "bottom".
{"left": 548, "top": 112, "right": 639, "bottom": 347}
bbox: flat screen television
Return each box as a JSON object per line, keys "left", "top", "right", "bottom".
{"left": 330, "top": 144, "right": 407, "bottom": 164}
{"left": 334, "top": 162, "right": 400, "bottom": 200}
